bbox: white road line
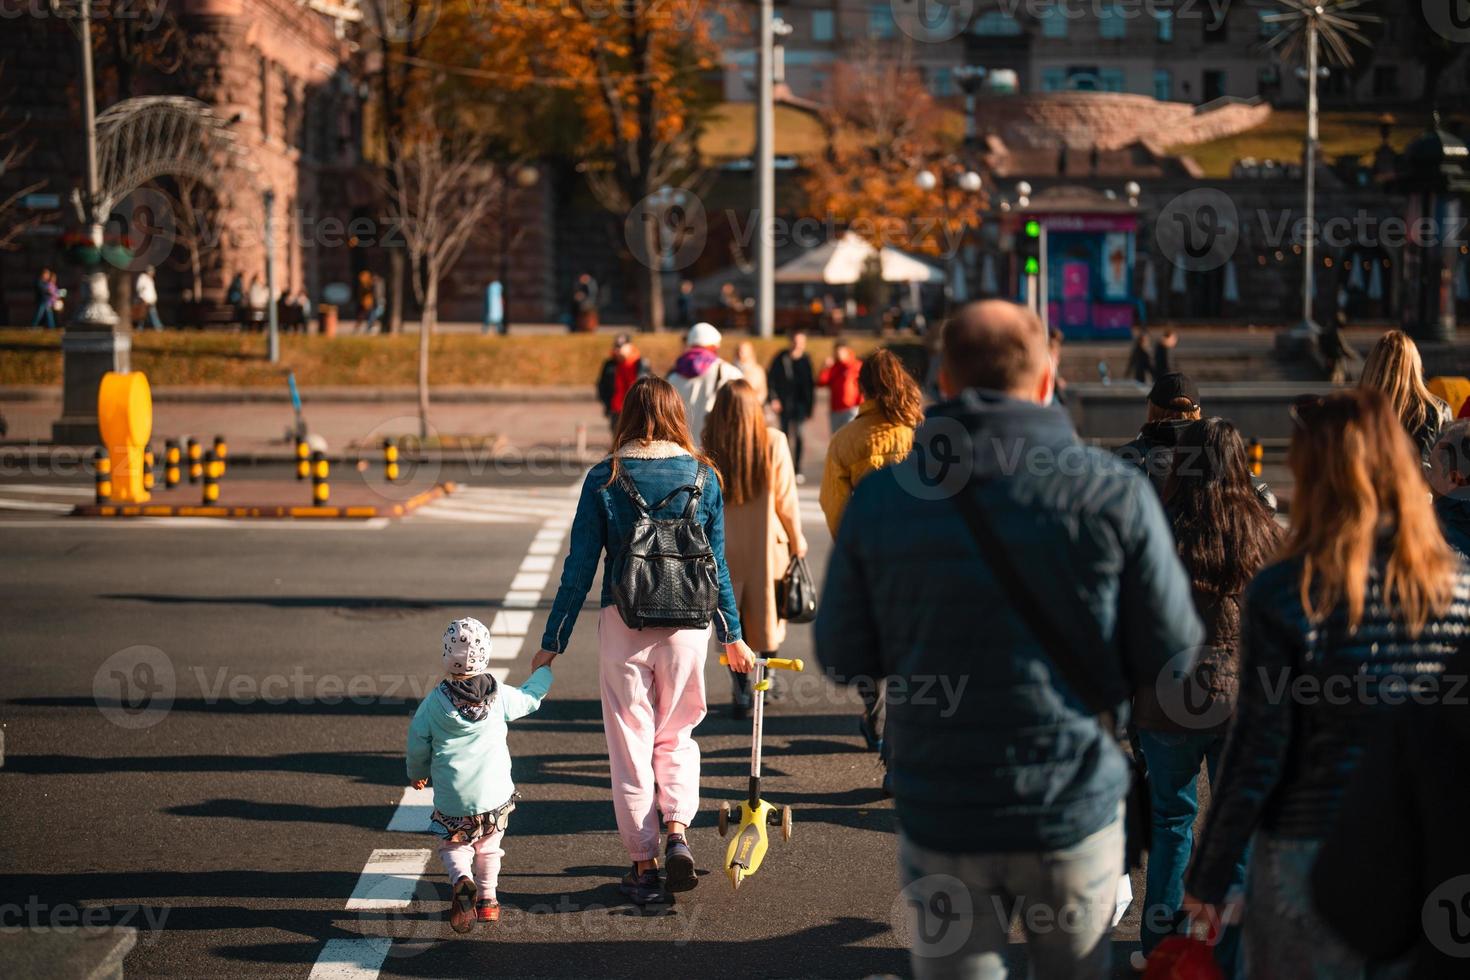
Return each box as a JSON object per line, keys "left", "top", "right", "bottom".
{"left": 502, "top": 590, "right": 543, "bottom": 609}
{"left": 307, "top": 938, "right": 395, "bottom": 980}
{"left": 490, "top": 610, "right": 534, "bottom": 635}
{"left": 385, "top": 786, "right": 433, "bottom": 834}
{"left": 0, "top": 517, "right": 391, "bottom": 529}
{"left": 0, "top": 498, "right": 76, "bottom": 513}
{"left": 344, "top": 849, "right": 433, "bottom": 909}
{"left": 510, "top": 571, "right": 549, "bottom": 591}
{"left": 0, "top": 483, "right": 96, "bottom": 497}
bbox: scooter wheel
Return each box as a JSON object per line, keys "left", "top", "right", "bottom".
{"left": 780, "top": 805, "right": 793, "bottom": 842}
{"left": 718, "top": 801, "right": 731, "bottom": 837}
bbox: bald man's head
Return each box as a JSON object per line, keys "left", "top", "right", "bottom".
{"left": 940, "top": 300, "right": 1052, "bottom": 402}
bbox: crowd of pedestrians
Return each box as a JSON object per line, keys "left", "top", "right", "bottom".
{"left": 411, "top": 305, "right": 1470, "bottom": 978}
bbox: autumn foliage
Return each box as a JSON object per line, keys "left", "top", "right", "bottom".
{"left": 802, "top": 54, "right": 986, "bottom": 259}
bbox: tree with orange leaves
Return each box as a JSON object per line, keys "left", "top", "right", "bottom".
{"left": 802, "top": 48, "right": 986, "bottom": 262}
{"left": 418, "top": 0, "right": 734, "bottom": 331}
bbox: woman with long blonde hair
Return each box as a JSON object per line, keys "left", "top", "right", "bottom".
{"left": 534, "top": 376, "right": 756, "bottom": 906}
{"left": 703, "top": 379, "right": 807, "bottom": 718}
{"left": 1360, "top": 328, "right": 1451, "bottom": 466}
{"left": 1183, "top": 388, "right": 1470, "bottom": 979}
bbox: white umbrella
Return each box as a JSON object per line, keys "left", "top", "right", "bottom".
{"left": 774, "top": 232, "right": 944, "bottom": 285}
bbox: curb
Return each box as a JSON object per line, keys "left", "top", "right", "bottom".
{"left": 70, "top": 482, "right": 456, "bottom": 520}
{"left": 1, "top": 385, "right": 598, "bottom": 404}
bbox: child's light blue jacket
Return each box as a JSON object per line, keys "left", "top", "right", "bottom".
{"left": 405, "top": 667, "right": 552, "bottom": 817}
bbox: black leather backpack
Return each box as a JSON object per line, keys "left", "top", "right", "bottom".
{"left": 610, "top": 465, "right": 719, "bottom": 630}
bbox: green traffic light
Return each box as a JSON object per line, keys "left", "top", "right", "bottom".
{"left": 1025, "top": 219, "right": 1041, "bottom": 239}
{"left": 1025, "top": 256, "right": 1040, "bottom": 276}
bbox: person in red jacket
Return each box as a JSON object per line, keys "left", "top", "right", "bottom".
{"left": 595, "top": 334, "right": 649, "bottom": 433}
{"left": 818, "top": 342, "right": 863, "bottom": 433}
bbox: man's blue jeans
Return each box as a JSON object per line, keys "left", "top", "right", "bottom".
{"left": 1137, "top": 729, "right": 1247, "bottom": 975}
{"left": 32, "top": 303, "right": 55, "bottom": 329}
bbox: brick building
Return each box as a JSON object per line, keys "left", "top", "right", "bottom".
{"left": 0, "top": 0, "right": 556, "bottom": 327}
{"left": 722, "top": 1, "right": 1467, "bottom": 107}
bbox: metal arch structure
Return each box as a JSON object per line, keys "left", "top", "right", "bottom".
{"left": 91, "top": 96, "right": 249, "bottom": 220}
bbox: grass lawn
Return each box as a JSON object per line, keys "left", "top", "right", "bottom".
{"left": 1171, "top": 108, "right": 1468, "bottom": 179}
{"left": 0, "top": 330, "right": 885, "bottom": 389}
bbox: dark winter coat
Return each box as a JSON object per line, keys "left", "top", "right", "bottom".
{"left": 1186, "top": 553, "right": 1470, "bottom": 903}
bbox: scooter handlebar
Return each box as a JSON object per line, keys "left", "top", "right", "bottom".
{"left": 720, "top": 655, "right": 804, "bottom": 672}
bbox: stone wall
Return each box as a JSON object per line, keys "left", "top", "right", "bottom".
{"left": 975, "top": 92, "right": 1272, "bottom": 152}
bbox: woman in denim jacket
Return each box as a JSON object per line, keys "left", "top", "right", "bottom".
{"left": 532, "top": 377, "right": 755, "bottom": 905}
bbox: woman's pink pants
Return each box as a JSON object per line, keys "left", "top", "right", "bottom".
{"left": 597, "top": 606, "right": 710, "bottom": 862}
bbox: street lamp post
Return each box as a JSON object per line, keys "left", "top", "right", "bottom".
{"left": 53, "top": 0, "right": 127, "bottom": 445}
{"left": 754, "top": 0, "right": 776, "bottom": 339}
{"left": 265, "top": 188, "right": 279, "bottom": 364}
{"left": 916, "top": 165, "right": 984, "bottom": 316}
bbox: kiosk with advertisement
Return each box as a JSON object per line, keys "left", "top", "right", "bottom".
{"left": 1010, "top": 189, "right": 1140, "bottom": 338}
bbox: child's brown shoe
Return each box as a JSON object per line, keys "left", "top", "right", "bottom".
{"left": 448, "top": 876, "right": 477, "bottom": 934}
{"left": 476, "top": 899, "right": 500, "bottom": 924}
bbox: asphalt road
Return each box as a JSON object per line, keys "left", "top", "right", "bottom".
{"left": 0, "top": 469, "right": 1166, "bottom": 979}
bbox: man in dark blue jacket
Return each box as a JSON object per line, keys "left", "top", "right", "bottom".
{"left": 816, "top": 300, "right": 1202, "bottom": 979}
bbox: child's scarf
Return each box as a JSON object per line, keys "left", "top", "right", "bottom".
{"left": 441, "top": 674, "right": 497, "bottom": 722}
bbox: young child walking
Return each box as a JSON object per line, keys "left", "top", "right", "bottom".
{"left": 406, "top": 617, "right": 553, "bottom": 934}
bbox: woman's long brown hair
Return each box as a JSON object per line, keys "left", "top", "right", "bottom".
{"left": 607, "top": 376, "right": 720, "bottom": 489}
{"left": 702, "top": 380, "right": 770, "bottom": 507}
{"left": 1360, "top": 329, "right": 1438, "bottom": 438}
{"left": 1285, "top": 388, "right": 1455, "bottom": 635}
{"left": 859, "top": 349, "right": 924, "bottom": 428}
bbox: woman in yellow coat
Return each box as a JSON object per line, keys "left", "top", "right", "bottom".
{"left": 819, "top": 349, "right": 925, "bottom": 538}
{"left": 703, "top": 380, "right": 808, "bottom": 719}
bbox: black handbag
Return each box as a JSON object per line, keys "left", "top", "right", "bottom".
{"left": 776, "top": 555, "right": 818, "bottom": 624}
{"left": 609, "top": 465, "right": 720, "bottom": 631}
{"left": 951, "top": 482, "right": 1152, "bottom": 872}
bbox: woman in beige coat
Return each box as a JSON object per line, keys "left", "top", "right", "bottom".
{"left": 703, "top": 379, "right": 808, "bottom": 719}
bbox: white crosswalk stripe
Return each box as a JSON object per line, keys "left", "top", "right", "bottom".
{"left": 409, "top": 485, "right": 579, "bottom": 525}
{"left": 0, "top": 484, "right": 88, "bottom": 514}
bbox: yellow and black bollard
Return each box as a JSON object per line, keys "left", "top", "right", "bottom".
{"left": 213, "top": 435, "right": 229, "bottom": 477}
{"left": 1248, "top": 438, "right": 1264, "bottom": 478}
{"left": 143, "top": 445, "right": 156, "bottom": 492}
{"left": 202, "top": 449, "right": 222, "bottom": 504}
{"left": 187, "top": 437, "right": 203, "bottom": 484}
{"left": 383, "top": 438, "right": 400, "bottom": 482}
{"left": 164, "top": 439, "right": 181, "bottom": 489}
{"left": 296, "top": 436, "right": 310, "bottom": 481}
{"left": 94, "top": 449, "right": 112, "bottom": 505}
{"left": 311, "top": 450, "right": 330, "bottom": 505}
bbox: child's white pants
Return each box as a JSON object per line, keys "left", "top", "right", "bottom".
{"left": 438, "top": 830, "right": 505, "bottom": 898}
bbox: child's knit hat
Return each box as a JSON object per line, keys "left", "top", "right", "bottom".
{"left": 443, "top": 617, "right": 493, "bottom": 676}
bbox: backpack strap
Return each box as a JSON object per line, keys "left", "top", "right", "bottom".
{"left": 616, "top": 468, "right": 651, "bottom": 515}
{"left": 681, "top": 464, "right": 708, "bottom": 519}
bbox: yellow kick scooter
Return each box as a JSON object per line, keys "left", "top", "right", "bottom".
{"left": 716, "top": 654, "right": 804, "bottom": 890}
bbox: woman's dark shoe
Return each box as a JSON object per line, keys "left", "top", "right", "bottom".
{"left": 731, "top": 696, "right": 749, "bottom": 721}
{"left": 664, "top": 833, "right": 697, "bottom": 893}
{"left": 857, "top": 714, "right": 881, "bottom": 753}
{"left": 619, "top": 864, "right": 670, "bottom": 906}
{"left": 448, "top": 875, "right": 477, "bottom": 934}
{"left": 476, "top": 899, "right": 500, "bottom": 924}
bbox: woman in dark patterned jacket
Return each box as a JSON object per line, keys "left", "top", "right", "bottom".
{"left": 1183, "top": 388, "right": 1470, "bottom": 980}
{"left": 1131, "top": 418, "right": 1282, "bottom": 972}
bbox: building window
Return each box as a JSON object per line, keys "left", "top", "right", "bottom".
{"left": 1041, "top": 5, "right": 1068, "bottom": 38}
{"left": 1099, "top": 4, "right": 1126, "bottom": 40}
{"left": 1259, "top": 10, "right": 1282, "bottom": 39}
{"left": 1099, "top": 68, "right": 1125, "bottom": 92}
{"left": 929, "top": 67, "right": 955, "bottom": 97}
{"left": 1041, "top": 67, "right": 1066, "bottom": 92}
{"left": 1203, "top": 69, "right": 1228, "bottom": 101}
{"left": 1373, "top": 65, "right": 1399, "bottom": 98}
{"left": 1258, "top": 65, "right": 1280, "bottom": 97}
{"left": 812, "top": 9, "right": 833, "bottom": 41}
{"left": 1154, "top": 68, "right": 1172, "bottom": 101}
{"left": 868, "top": 3, "right": 896, "bottom": 39}
{"left": 972, "top": 11, "right": 1023, "bottom": 36}
{"left": 1156, "top": 10, "right": 1174, "bottom": 42}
